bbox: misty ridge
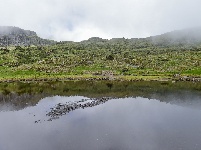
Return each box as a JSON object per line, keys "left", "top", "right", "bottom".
{"left": 0, "top": 26, "right": 37, "bottom": 36}
{"left": 0, "top": 26, "right": 55, "bottom": 46}
{"left": 150, "top": 27, "right": 201, "bottom": 46}
{"left": 1, "top": 26, "right": 201, "bottom": 47}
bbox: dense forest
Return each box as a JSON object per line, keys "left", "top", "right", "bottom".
{"left": 0, "top": 26, "right": 201, "bottom": 81}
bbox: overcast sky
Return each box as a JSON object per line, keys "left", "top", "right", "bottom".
{"left": 0, "top": 0, "right": 200, "bottom": 41}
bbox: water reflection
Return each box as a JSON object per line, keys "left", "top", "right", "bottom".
{"left": 0, "top": 81, "right": 201, "bottom": 150}
{"left": 0, "top": 81, "right": 201, "bottom": 111}
{"left": 0, "top": 96, "right": 201, "bottom": 150}
{"left": 46, "top": 97, "right": 113, "bottom": 121}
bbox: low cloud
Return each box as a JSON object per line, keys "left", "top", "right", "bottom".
{"left": 0, "top": 0, "right": 201, "bottom": 41}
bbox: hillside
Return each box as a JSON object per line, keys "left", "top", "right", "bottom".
{"left": 1, "top": 26, "right": 201, "bottom": 47}
{"left": 0, "top": 26, "right": 56, "bottom": 46}
{"left": 0, "top": 26, "right": 200, "bottom": 82}
{"left": 57, "top": 27, "right": 201, "bottom": 51}
{"left": 149, "top": 27, "right": 201, "bottom": 47}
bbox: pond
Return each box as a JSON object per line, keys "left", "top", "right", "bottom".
{"left": 0, "top": 81, "right": 201, "bottom": 150}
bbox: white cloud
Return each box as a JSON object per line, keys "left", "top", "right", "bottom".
{"left": 0, "top": 0, "right": 201, "bottom": 41}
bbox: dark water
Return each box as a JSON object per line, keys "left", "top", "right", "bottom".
{"left": 0, "top": 81, "right": 201, "bottom": 150}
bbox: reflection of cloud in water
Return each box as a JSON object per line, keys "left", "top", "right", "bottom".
{"left": 0, "top": 93, "right": 47, "bottom": 112}
{"left": 0, "top": 81, "right": 201, "bottom": 150}
{"left": 150, "top": 90, "right": 201, "bottom": 110}
{"left": 44, "top": 91, "right": 201, "bottom": 122}
{"left": 0, "top": 96, "right": 201, "bottom": 150}
{"left": 0, "top": 81, "right": 201, "bottom": 113}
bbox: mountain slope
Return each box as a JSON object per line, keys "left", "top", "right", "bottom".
{"left": 59, "top": 27, "right": 201, "bottom": 49}
{"left": 1, "top": 26, "right": 201, "bottom": 47}
{"left": 149, "top": 27, "right": 201, "bottom": 47}
{"left": 0, "top": 26, "right": 56, "bottom": 46}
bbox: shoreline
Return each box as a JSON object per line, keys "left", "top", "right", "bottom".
{"left": 0, "top": 74, "right": 200, "bottom": 83}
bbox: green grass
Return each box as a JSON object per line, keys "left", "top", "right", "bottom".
{"left": 0, "top": 44, "right": 200, "bottom": 82}
{"left": 182, "top": 68, "right": 201, "bottom": 75}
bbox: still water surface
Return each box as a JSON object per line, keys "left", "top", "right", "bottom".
{"left": 0, "top": 81, "right": 201, "bottom": 150}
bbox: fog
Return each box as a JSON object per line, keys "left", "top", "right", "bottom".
{"left": 0, "top": 0, "right": 201, "bottom": 41}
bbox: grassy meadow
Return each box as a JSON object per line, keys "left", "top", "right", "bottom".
{"left": 0, "top": 37, "right": 201, "bottom": 82}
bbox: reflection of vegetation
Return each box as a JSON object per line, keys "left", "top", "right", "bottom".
{"left": 106, "top": 83, "right": 113, "bottom": 89}
{"left": 2, "top": 89, "right": 10, "bottom": 95}
{"left": 0, "top": 81, "right": 201, "bottom": 111}
{"left": 0, "top": 81, "right": 201, "bottom": 96}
